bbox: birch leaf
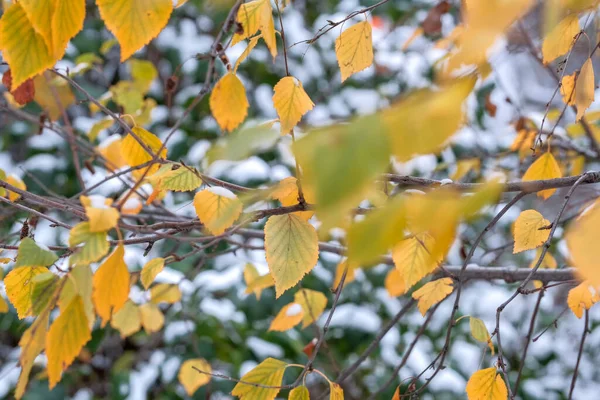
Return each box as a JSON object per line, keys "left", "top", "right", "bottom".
{"left": 567, "top": 281, "right": 599, "bottom": 318}
{"left": 542, "top": 14, "right": 580, "bottom": 64}
{"left": 96, "top": 0, "right": 173, "bottom": 61}
{"left": 335, "top": 21, "right": 374, "bottom": 82}
{"left": 231, "top": 358, "right": 287, "bottom": 400}
{"left": 193, "top": 187, "right": 243, "bottom": 235}
{"left": 178, "top": 358, "right": 211, "bottom": 396}
{"left": 575, "top": 58, "right": 595, "bottom": 122}
{"left": 466, "top": 368, "right": 508, "bottom": 400}
{"left": 273, "top": 76, "right": 314, "bottom": 134}
{"left": 141, "top": 258, "right": 165, "bottom": 290}
{"left": 412, "top": 278, "right": 454, "bottom": 316}
{"left": 513, "top": 210, "right": 551, "bottom": 253}
{"left": 264, "top": 214, "right": 319, "bottom": 297}
{"left": 92, "top": 245, "right": 130, "bottom": 326}
{"left": 210, "top": 72, "right": 249, "bottom": 132}
{"left": 522, "top": 152, "right": 562, "bottom": 200}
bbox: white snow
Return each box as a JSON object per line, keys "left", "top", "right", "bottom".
{"left": 286, "top": 303, "right": 303, "bottom": 317}
{"left": 207, "top": 186, "right": 236, "bottom": 199}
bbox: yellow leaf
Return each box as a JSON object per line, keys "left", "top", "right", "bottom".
{"left": 69, "top": 222, "right": 110, "bottom": 266}
{"left": 209, "top": 72, "right": 249, "bottom": 132}
{"left": 231, "top": 357, "right": 287, "bottom": 400}
{"left": 92, "top": 245, "right": 130, "bottom": 326}
{"left": 6, "top": 174, "right": 26, "bottom": 201}
{"left": 522, "top": 152, "right": 562, "bottom": 199}
{"left": 193, "top": 187, "right": 243, "bottom": 235}
{"left": 59, "top": 264, "right": 95, "bottom": 329}
{"left": 466, "top": 367, "right": 508, "bottom": 400}
{"left": 332, "top": 260, "right": 355, "bottom": 290}
{"left": 0, "top": 296, "right": 7, "bottom": 313}
{"left": 264, "top": 214, "right": 319, "bottom": 297}
{"left": 271, "top": 177, "right": 315, "bottom": 220}
{"left": 451, "top": 158, "right": 481, "bottom": 182}
{"left": 15, "top": 311, "right": 48, "bottom": 399}
{"left": 46, "top": 295, "right": 92, "bottom": 389}
{"left": 81, "top": 195, "right": 120, "bottom": 233}
{"left": 129, "top": 58, "right": 158, "bottom": 92}
{"left": 232, "top": 0, "right": 277, "bottom": 58}
{"left": 330, "top": 382, "right": 344, "bottom": 400}
{"left": 139, "top": 302, "right": 165, "bottom": 333}
{"left": 0, "top": 3, "right": 54, "bottom": 88}
{"left": 294, "top": 288, "right": 327, "bottom": 328}
{"left": 392, "top": 386, "right": 400, "bottom": 400}
{"left": 273, "top": 76, "right": 314, "bottom": 134}
{"left": 150, "top": 283, "right": 182, "bottom": 304}
{"left": 335, "top": 21, "right": 374, "bottom": 82}
{"left": 96, "top": 0, "right": 173, "bottom": 61}
{"left": 575, "top": 58, "right": 595, "bottom": 122}
{"left": 385, "top": 268, "right": 406, "bottom": 297}
{"left": 141, "top": 257, "right": 165, "bottom": 290}
{"left": 383, "top": 77, "right": 475, "bottom": 161}
{"left": 412, "top": 278, "right": 454, "bottom": 316}
{"left": 244, "top": 264, "right": 274, "bottom": 300}
{"left": 469, "top": 317, "right": 494, "bottom": 354}
{"left": 155, "top": 166, "right": 203, "bottom": 192}
{"left": 393, "top": 233, "right": 442, "bottom": 290}
{"left": 289, "top": 386, "right": 310, "bottom": 400}
{"left": 121, "top": 127, "right": 167, "bottom": 179}
{"left": 98, "top": 137, "right": 128, "bottom": 171}
{"left": 234, "top": 36, "right": 261, "bottom": 72}
{"left": 513, "top": 210, "right": 551, "bottom": 253}
{"left": 178, "top": 358, "right": 211, "bottom": 396}
{"left": 30, "top": 272, "right": 60, "bottom": 317}
{"left": 4, "top": 266, "right": 49, "bottom": 319}
{"left": 567, "top": 281, "right": 599, "bottom": 318}
{"left": 510, "top": 129, "right": 537, "bottom": 160}
{"left": 268, "top": 302, "right": 304, "bottom": 331}
{"left": 110, "top": 299, "right": 141, "bottom": 338}
{"left": 542, "top": 14, "right": 580, "bottom": 64}
{"left": 561, "top": 72, "right": 576, "bottom": 105}
{"left": 566, "top": 204, "right": 600, "bottom": 287}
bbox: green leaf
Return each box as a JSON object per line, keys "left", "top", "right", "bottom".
{"left": 15, "top": 238, "right": 58, "bottom": 268}
{"left": 69, "top": 222, "right": 109, "bottom": 266}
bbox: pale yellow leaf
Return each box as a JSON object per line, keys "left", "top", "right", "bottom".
{"left": 513, "top": 210, "right": 551, "bottom": 253}
{"left": 392, "top": 233, "right": 441, "bottom": 290}
{"left": 0, "top": 3, "right": 54, "bottom": 87}
{"left": 150, "top": 283, "right": 181, "bottom": 304}
{"left": 209, "top": 72, "right": 249, "bottom": 132}
{"left": 111, "top": 299, "right": 142, "bottom": 338}
{"left": 46, "top": 295, "right": 92, "bottom": 389}
{"left": 268, "top": 302, "right": 304, "bottom": 331}
{"left": 466, "top": 367, "right": 508, "bottom": 400}
{"left": 81, "top": 195, "right": 120, "bottom": 233}
{"left": 566, "top": 203, "right": 600, "bottom": 287}
{"left": 542, "top": 14, "right": 580, "bottom": 64}
{"left": 272, "top": 76, "right": 314, "bottom": 134}
{"left": 193, "top": 187, "right": 243, "bottom": 235}
{"left": 92, "top": 245, "right": 130, "bottom": 326}
{"left": 522, "top": 152, "right": 562, "bottom": 199}
{"left": 385, "top": 268, "right": 406, "bottom": 297}
{"left": 271, "top": 177, "right": 315, "bottom": 221}
{"left": 15, "top": 237, "right": 58, "bottom": 269}
{"left": 178, "top": 358, "right": 211, "bottom": 396}
{"left": 155, "top": 166, "right": 203, "bottom": 192}
{"left": 234, "top": 36, "right": 261, "bottom": 72}
{"left": 335, "top": 21, "right": 374, "bottom": 82}
{"left": 59, "top": 264, "right": 95, "bottom": 329}
{"left": 412, "top": 278, "right": 453, "bottom": 316}
{"left": 69, "top": 222, "right": 110, "bottom": 266}
{"left": 4, "top": 266, "right": 49, "bottom": 319}
{"left": 96, "top": 0, "right": 173, "bottom": 61}
{"left": 561, "top": 72, "right": 576, "bottom": 105}
{"left": 264, "top": 214, "right": 319, "bottom": 297}
{"left": 294, "top": 288, "right": 327, "bottom": 328}
{"left": 141, "top": 258, "right": 165, "bottom": 290}
{"left": 469, "top": 316, "right": 494, "bottom": 354}
{"left": 575, "top": 58, "right": 595, "bottom": 122}
{"left": 231, "top": 357, "right": 287, "bottom": 400}
{"left": 244, "top": 264, "right": 274, "bottom": 300}
{"left": 139, "top": 302, "right": 164, "bottom": 333}
{"left": 567, "top": 281, "right": 599, "bottom": 318}
{"left": 289, "top": 386, "right": 310, "bottom": 400}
